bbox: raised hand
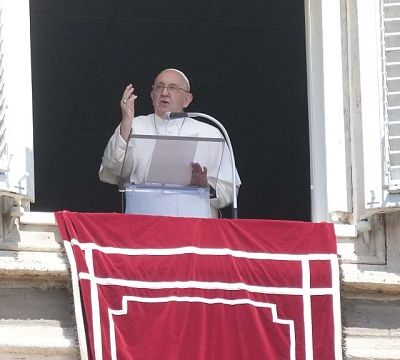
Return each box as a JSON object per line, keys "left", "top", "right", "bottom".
{"left": 120, "top": 84, "right": 138, "bottom": 141}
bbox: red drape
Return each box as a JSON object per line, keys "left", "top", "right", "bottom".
{"left": 56, "top": 211, "right": 341, "bottom": 360}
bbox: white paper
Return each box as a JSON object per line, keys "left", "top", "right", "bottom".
{"left": 146, "top": 136, "right": 198, "bottom": 185}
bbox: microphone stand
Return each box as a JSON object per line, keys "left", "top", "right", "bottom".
{"left": 185, "top": 112, "right": 238, "bottom": 219}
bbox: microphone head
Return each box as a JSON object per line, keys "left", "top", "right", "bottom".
{"left": 163, "top": 112, "right": 188, "bottom": 120}
{"left": 163, "top": 112, "right": 172, "bottom": 120}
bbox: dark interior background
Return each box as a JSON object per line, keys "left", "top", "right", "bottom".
{"left": 29, "top": 0, "right": 310, "bottom": 220}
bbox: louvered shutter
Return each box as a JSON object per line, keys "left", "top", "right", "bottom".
{"left": 0, "top": 17, "right": 7, "bottom": 174}
{"left": 383, "top": 1, "right": 400, "bottom": 192}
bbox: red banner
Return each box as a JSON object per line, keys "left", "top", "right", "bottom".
{"left": 56, "top": 211, "right": 341, "bottom": 360}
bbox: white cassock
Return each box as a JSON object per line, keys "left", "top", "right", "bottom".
{"left": 99, "top": 113, "right": 241, "bottom": 218}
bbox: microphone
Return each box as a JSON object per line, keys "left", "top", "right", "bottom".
{"left": 164, "top": 112, "right": 189, "bottom": 120}
{"left": 164, "top": 111, "right": 239, "bottom": 218}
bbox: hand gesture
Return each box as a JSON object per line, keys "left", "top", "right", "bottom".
{"left": 120, "top": 84, "right": 138, "bottom": 141}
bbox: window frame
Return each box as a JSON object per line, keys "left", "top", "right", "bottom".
{"left": 0, "top": 0, "right": 34, "bottom": 202}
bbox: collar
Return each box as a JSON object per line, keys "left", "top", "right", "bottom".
{"left": 153, "top": 113, "right": 185, "bottom": 126}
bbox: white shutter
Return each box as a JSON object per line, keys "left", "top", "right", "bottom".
{"left": 0, "top": 0, "right": 34, "bottom": 202}
{"left": 0, "top": 21, "right": 7, "bottom": 173}
{"left": 383, "top": 1, "right": 400, "bottom": 192}
{"left": 357, "top": 0, "right": 400, "bottom": 214}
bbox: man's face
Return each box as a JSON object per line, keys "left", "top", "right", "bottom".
{"left": 151, "top": 70, "right": 193, "bottom": 117}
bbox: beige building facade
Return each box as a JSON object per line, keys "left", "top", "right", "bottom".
{"left": 0, "top": 0, "right": 400, "bottom": 358}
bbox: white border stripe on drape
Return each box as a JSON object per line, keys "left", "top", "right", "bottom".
{"left": 63, "top": 241, "right": 89, "bottom": 360}
{"left": 302, "top": 260, "right": 313, "bottom": 360}
{"left": 86, "top": 248, "right": 103, "bottom": 360}
{"left": 70, "top": 238, "right": 337, "bottom": 261}
{"left": 331, "top": 258, "right": 343, "bottom": 359}
{"left": 109, "top": 295, "right": 297, "bottom": 360}
{"left": 78, "top": 272, "right": 335, "bottom": 296}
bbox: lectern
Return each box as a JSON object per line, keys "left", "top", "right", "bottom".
{"left": 119, "top": 134, "right": 225, "bottom": 218}
{"left": 124, "top": 184, "right": 211, "bottom": 217}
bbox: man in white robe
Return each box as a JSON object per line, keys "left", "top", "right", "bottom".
{"left": 99, "top": 69, "right": 240, "bottom": 218}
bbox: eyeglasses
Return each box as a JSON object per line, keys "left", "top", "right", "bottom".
{"left": 152, "top": 83, "right": 189, "bottom": 94}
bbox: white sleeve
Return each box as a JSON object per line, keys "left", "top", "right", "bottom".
{"left": 99, "top": 125, "right": 134, "bottom": 185}
{"left": 209, "top": 137, "right": 241, "bottom": 210}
